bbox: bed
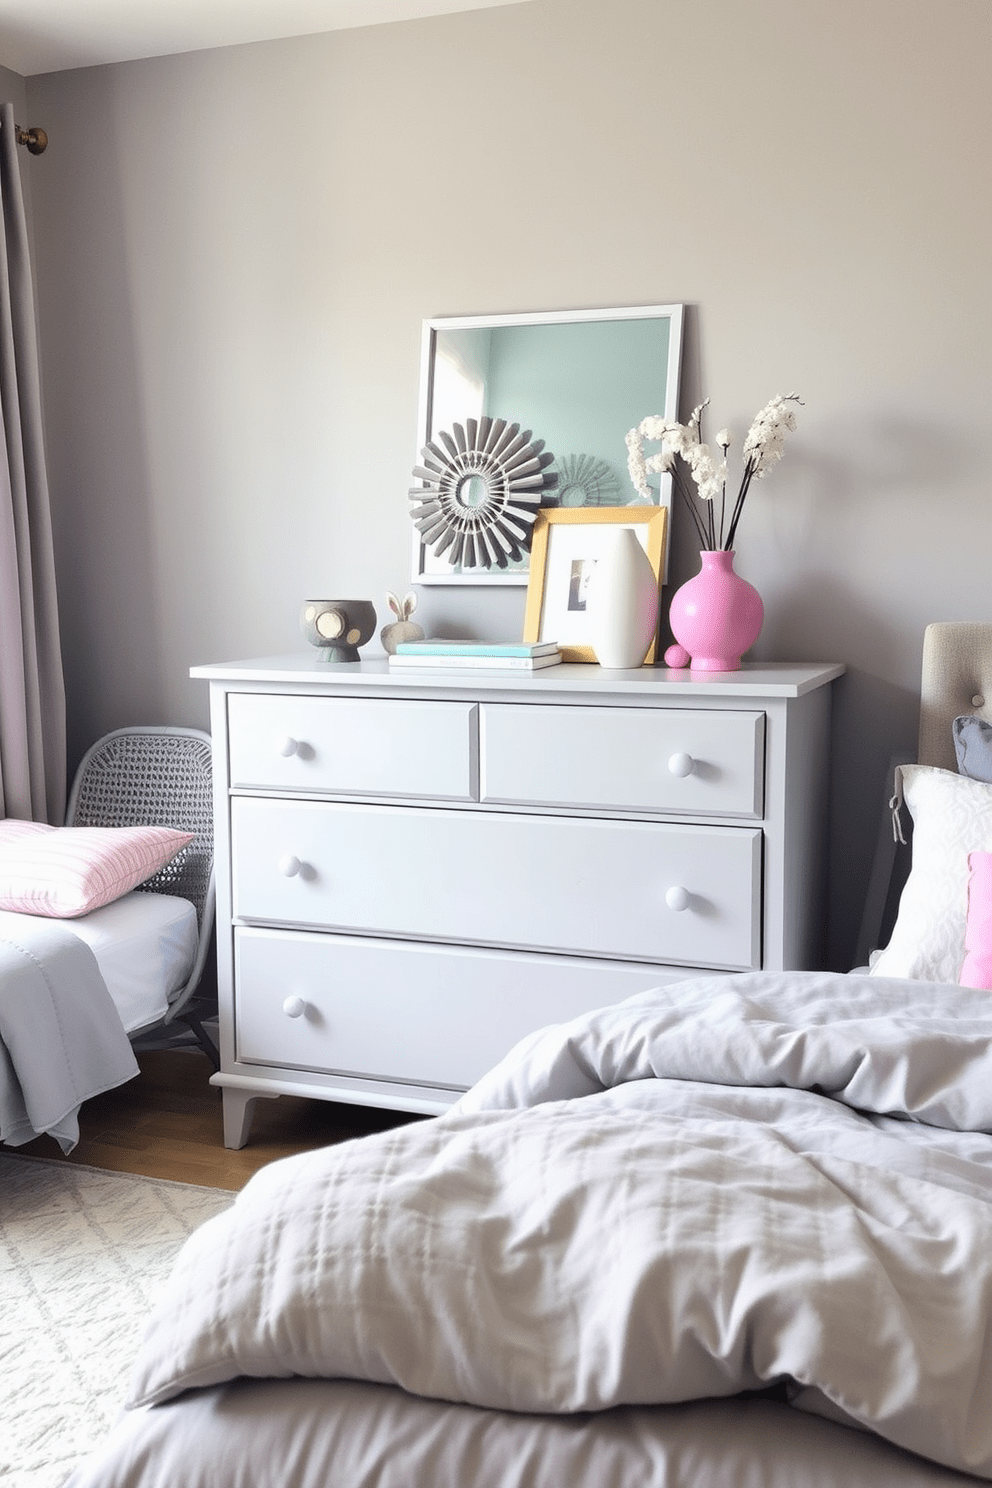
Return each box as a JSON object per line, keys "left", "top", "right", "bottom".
{"left": 0, "top": 893, "right": 198, "bottom": 1151}
{"left": 0, "top": 726, "right": 215, "bottom": 1152}
{"left": 62, "top": 627, "right": 992, "bottom": 1488}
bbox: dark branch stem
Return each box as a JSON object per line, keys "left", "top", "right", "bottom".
{"left": 724, "top": 457, "right": 757, "bottom": 550}
{"left": 673, "top": 469, "right": 711, "bottom": 549}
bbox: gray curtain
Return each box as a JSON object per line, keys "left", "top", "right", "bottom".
{"left": 0, "top": 102, "right": 65, "bottom": 823}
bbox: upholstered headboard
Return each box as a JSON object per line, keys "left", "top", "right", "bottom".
{"left": 918, "top": 622, "right": 992, "bottom": 770}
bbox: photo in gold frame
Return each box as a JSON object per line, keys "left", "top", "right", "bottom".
{"left": 522, "top": 506, "right": 668, "bottom": 664}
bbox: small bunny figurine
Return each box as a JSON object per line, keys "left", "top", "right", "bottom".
{"left": 380, "top": 591, "right": 425, "bottom": 654}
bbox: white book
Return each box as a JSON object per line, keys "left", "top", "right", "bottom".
{"left": 388, "top": 652, "right": 563, "bottom": 671}
{"left": 395, "top": 639, "right": 560, "bottom": 658}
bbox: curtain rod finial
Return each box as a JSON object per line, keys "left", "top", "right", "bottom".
{"left": 15, "top": 126, "right": 48, "bottom": 155}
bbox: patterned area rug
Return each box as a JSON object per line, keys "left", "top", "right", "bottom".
{"left": 0, "top": 1153, "right": 234, "bottom": 1488}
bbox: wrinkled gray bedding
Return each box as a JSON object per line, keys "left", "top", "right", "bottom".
{"left": 0, "top": 910, "right": 138, "bottom": 1150}
{"left": 67, "top": 970, "right": 992, "bottom": 1486}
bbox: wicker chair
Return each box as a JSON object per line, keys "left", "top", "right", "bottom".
{"left": 65, "top": 726, "right": 218, "bottom": 1066}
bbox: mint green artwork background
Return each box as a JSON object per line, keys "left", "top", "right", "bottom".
{"left": 484, "top": 317, "right": 672, "bottom": 500}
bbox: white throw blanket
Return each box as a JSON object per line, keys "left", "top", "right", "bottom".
{"left": 0, "top": 910, "right": 139, "bottom": 1151}
{"left": 126, "top": 971, "right": 992, "bottom": 1480}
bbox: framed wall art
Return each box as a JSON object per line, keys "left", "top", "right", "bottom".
{"left": 410, "top": 303, "right": 684, "bottom": 586}
{"left": 522, "top": 505, "right": 668, "bottom": 663}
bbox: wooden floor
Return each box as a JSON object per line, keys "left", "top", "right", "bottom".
{"left": 4, "top": 1050, "right": 422, "bottom": 1190}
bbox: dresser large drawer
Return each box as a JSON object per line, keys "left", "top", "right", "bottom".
{"left": 234, "top": 928, "right": 696, "bottom": 1089}
{"left": 227, "top": 693, "right": 477, "bottom": 800}
{"left": 480, "top": 704, "right": 765, "bottom": 817}
{"left": 231, "top": 798, "right": 762, "bottom": 971}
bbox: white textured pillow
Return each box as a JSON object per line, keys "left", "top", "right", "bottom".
{"left": 870, "top": 765, "right": 992, "bottom": 984}
{"left": 0, "top": 820, "right": 194, "bottom": 919}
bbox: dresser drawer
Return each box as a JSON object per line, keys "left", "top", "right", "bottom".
{"left": 231, "top": 798, "right": 762, "bottom": 971}
{"left": 480, "top": 704, "right": 764, "bottom": 818}
{"left": 234, "top": 928, "right": 696, "bottom": 1089}
{"left": 227, "top": 693, "right": 478, "bottom": 800}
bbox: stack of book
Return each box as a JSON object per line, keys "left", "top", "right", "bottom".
{"left": 389, "top": 640, "right": 562, "bottom": 671}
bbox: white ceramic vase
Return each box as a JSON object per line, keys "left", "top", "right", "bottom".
{"left": 586, "top": 526, "right": 659, "bottom": 669}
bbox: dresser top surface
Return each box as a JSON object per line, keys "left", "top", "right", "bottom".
{"left": 191, "top": 655, "right": 845, "bottom": 699}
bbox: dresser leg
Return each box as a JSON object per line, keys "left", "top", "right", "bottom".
{"left": 222, "top": 1087, "right": 278, "bottom": 1149}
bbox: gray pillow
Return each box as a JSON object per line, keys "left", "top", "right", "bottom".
{"left": 953, "top": 714, "right": 992, "bottom": 782}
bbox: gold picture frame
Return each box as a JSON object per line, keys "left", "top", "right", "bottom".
{"left": 523, "top": 506, "right": 669, "bottom": 664}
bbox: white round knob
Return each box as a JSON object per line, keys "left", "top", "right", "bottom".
{"left": 282, "top": 995, "right": 306, "bottom": 1019}
{"left": 278, "top": 853, "right": 302, "bottom": 877}
{"left": 668, "top": 752, "right": 694, "bottom": 778}
{"left": 666, "top": 885, "right": 691, "bottom": 912}
{"left": 278, "top": 736, "right": 299, "bottom": 757}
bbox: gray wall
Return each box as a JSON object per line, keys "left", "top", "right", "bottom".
{"left": 1, "top": 64, "right": 25, "bottom": 109}
{"left": 18, "top": 0, "right": 992, "bottom": 967}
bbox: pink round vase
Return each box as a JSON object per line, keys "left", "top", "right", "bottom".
{"left": 666, "top": 549, "right": 763, "bottom": 672}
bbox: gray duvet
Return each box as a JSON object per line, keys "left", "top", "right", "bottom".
{"left": 0, "top": 910, "right": 138, "bottom": 1150}
{"left": 74, "top": 971, "right": 992, "bottom": 1484}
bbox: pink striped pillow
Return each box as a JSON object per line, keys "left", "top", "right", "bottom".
{"left": 0, "top": 820, "right": 194, "bottom": 918}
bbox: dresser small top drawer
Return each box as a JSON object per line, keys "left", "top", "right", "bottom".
{"left": 480, "top": 704, "right": 765, "bottom": 818}
{"left": 227, "top": 693, "right": 478, "bottom": 800}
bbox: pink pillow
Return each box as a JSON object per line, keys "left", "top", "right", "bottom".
{"left": 959, "top": 851, "right": 992, "bottom": 989}
{"left": 0, "top": 819, "right": 194, "bottom": 919}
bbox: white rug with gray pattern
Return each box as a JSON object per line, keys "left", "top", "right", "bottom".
{"left": 0, "top": 1153, "right": 234, "bottom": 1488}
